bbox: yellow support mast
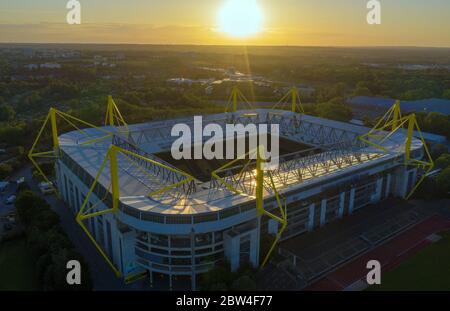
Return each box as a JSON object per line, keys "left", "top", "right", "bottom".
{"left": 28, "top": 97, "right": 173, "bottom": 282}
{"left": 211, "top": 146, "right": 288, "bottom": 268}
{"left": 105, "top": 95, "right": 128, "bottom": 132}
{"left": 28, "top": 107, "right": 114, "bottom": 193}
{"left": 256, "top": 146, "right": 288, "bottom": 267}
{"left": 225, "top": 86, "right": 253, "bottom": 113}
{"left": 358, "top": 101, "right": 434, "bottom": 199}
{"left": 272, "top": 87, "right": 304, "bottom": 113}
{"left": 76, "top": 145, "right": 195, "bottom": 279}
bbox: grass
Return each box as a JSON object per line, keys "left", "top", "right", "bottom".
{"left": 0, "top": 237, "right": 39, "bottom": 290}
{"left": 368, "top": 230, "right": 450, "bottom": 291}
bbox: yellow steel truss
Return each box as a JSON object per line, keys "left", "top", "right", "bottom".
{"left": 28, "top": 108, "right": 114, "bottom": 193}
{"left": 358, "top": 101, "right": 434, "bottom": 199}
{"left": 272, "top": 87, "right": 305, "bottom": 113}
{"left": 225, "top": 86, "right": 254, "bottom": 113}
{"left": 211, "top": 146, "right": 288, "bottom": 268}
{"left": 28, "top": 97, "right": 148, "bottom": 281}
{"left": 105, "top": 95, "right": 129, "bottom": 132}
{"left": 75, "top": 144, "right": 195, "bottom": 278}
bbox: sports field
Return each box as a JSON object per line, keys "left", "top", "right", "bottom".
{"left": 305, "top": 214, "right": 450, "bottom": 291}
{"left": 0, "top": 237, "right": 39, "bottom": 290}
{"left": 368, "top": 230, "right": 450, "bottom": 291}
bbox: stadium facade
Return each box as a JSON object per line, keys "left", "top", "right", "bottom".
{"left": 54, "top": 108, "right": 424, "bottom": 290}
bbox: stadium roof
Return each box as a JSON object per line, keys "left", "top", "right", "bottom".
{"left": 59, "top": 109, "right": 423, "bottom": 216}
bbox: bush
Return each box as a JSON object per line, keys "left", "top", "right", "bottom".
{"left": 199, "top": 260, "right": 258, "bottom": 291}
{"left": 14, "top": 190, "right": 92, "bottom": 290}
{"left": 431, "top": 145, "right": 448, "bottom": 160}
{"left": 230, "top": 275, "right": 257, "bottom": 291}
{"left": 15, "top": 190, "right": 49, "bottom": 226}
{"left": 17, "top": 181, "right": 31, "bottom": 193}
{"left": 412, "top": 177, "right": 441, "bottom": 200}
{"left": 0, "top": 163, "right": 13, "bottom": 179}
{"left": 435, "top": 154, "right": 450, "bottom": 169}
{"left": 436, "top": 167, "right": 450, "bottom": 198}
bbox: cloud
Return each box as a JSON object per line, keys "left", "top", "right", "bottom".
{"left": 0, "top": 22, "right": 447, "bottom": 47}
{"left": 0, "top": 22, "right": 349, "bottom": 45}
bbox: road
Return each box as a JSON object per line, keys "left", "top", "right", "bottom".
{"left": 10, "top": 165, "right": 150, "bottom": 290}
{"left": 0, "top": 180, "right": 17, "bottom": 217}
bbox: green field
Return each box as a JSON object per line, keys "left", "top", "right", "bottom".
{"left": 0, "top": 237, "right": 39, "bottom": 290}
{"left": 368, "top": 230, "right": 450, "bottom": 291}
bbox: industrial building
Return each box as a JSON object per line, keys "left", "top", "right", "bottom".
{"left": 30, "top": 93, "right": 432, "bottom": 290}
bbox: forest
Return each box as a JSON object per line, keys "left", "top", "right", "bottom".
{"left": 0, "top": 45, "right": 449, "bottom": 179}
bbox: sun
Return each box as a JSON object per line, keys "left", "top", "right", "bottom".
{"left": 218, "top": 0, "right": 264, "bottom": 38}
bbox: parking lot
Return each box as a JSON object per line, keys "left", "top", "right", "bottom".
{"left": 0, "top": 180, "right": 18, "bottom": 217}
{"left": 6, "top": 165, "right": 145, "bottom": 290}
{"left": 0, "top": 179, "right": 22, "bottom": 241}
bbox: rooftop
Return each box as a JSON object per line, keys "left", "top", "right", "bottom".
{"left": 59, "top": 109, "right": 423, "bottom": 216}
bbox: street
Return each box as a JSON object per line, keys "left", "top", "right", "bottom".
{"left": 9, "top": 165, "right": 150, "bottom": 290}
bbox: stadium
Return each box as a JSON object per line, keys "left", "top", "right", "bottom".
{"left": 29, "top": 89, "right": 433, "bottom": 290}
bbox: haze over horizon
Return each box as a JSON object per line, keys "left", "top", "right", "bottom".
{"left": 1, "top": 0, "right": 449, "bottom": 47}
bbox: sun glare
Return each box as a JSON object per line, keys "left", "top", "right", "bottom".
{"left": 218, "top": 0, "right": 264, "bottom": 38}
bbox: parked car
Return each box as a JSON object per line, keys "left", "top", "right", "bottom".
{"left": 0, "top": 181, "right": 9, "bottom": 193}
{"left": 5, "top": 195, "right": 16, "bottom": 205}
{"left": 38, "top": 181, "right": 55, "bottom": 195}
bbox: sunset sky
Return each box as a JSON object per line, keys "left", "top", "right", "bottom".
{"left": 1, "top": 0, "right": 449, "bottom": 46}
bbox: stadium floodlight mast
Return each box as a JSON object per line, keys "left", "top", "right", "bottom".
{"left": 29, "top": 88, "right": 433, "bottom": 283}
{"left": 358, "top": 100, "right": 434, "bottom": 199}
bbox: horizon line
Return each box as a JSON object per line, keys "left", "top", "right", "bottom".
{"left": 1, "top": 42, "right": 450, "bottom": 49}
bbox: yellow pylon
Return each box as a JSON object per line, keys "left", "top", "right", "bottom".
{"left": 358, "top": 101, "right": 434, "bottom": 199}
{"left": 105, "top": 95, "right": 128, "bottom": 132}
{"left": 76, "top": 145, "right": 195, "bottom": 278}
{"left": 272, "top": 87, "right": 304, "bottom": 113}
{"left": 28, "top": 108, "right": 114, "bottom": 194}
{"left": 211, "top": 146, "right": 287, "bottom": 268}
{"left": 225, "top": 86, "right": 253, "bottom": 113}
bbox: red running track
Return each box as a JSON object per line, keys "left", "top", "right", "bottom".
{"left": 305, "top": 215, "right": 450, "bottom": 291}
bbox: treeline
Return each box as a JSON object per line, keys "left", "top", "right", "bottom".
{"left": 15, "top": 189, "right": 92, "bottom": 290}
{"left": 364, "top": 111, "right": 450, "bottom": 139}
{"left": 415, "top": 112, "right": 450, "bottom": 139}
{"left": 413, "top": 149, "right": 450, "bottom": 200}
{"left": 199, "top": 261, "right": 257, "bottom": 291}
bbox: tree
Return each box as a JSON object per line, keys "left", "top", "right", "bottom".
{"left": 435, "top": 154, "right": 450, "bottom": 169}
{"left": 353, "top": 86, "right": 372, "bottom": 97}
{"left": 0, "top": 104, "right": 15, "bottom": 121}
{"left": 443, "top": 89, "right": 450, "bottom": 100}
{"left": 43, "top": 248, "right": 92, "bottom": 291}
{"left": 0, "top": 163, "right": 13, "bottom": 179}
{"left": 316, "top": 102, "right": 353, "bottom": 122}
{"left": 15, "top": 190, "right": 93, "bottom": 290}
{"left": 436, "top": 167, "right": 450, "bottom": 197}
{"left": 431, "top": 144, "right": 448, "bottom": 160}
{"left": 0, "top": 123, "right": 27, "bottom": 146}
{"left": 230, "top": 275, "right": 257, "bottom": 291}
{"left": 424, "top": 112, "right": 450, "bottom": 138}
{"left": 199, "top": 262, "right": 234, "bottom": 290}
{"left": 15, "top": 190, "right": 49, "bottom": 225}
{"left": 412, "top": 177, "right": 440, "bottom": 200}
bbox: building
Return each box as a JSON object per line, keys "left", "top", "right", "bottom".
{"left": 24, "top": 64, "right": 39, "bottom": 70}
{"left": 55, "top": 108, "right": 425, "bottom": 290}
{"left": 348, "top": 96, "right": 450, "bottom": 117}
{"left": 40, "top": 63, "right": 61, "bottom": 69}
